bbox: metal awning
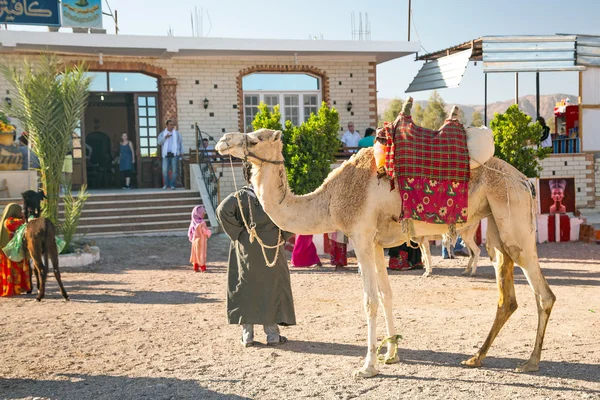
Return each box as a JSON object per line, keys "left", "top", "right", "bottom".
{"left": 482, "top": 35, "right": 584, "bottom": 73}
{"left": 576, "top": 35, "right": 600, "bottom": 66}
{"left": 406, "top": 49, "right": 472, "bottom": 93}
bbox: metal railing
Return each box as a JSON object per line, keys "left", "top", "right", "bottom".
{"left": 552, "top": 137, "right": 580, "bottom": 154}
{"left": 193, "top": 123, "right": 219, "bottom": 211}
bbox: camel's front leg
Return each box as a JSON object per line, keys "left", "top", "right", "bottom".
{"left": 374, "top": 244, "right": 400, "bottom": 364}
{"left": 353, "top": 242, "right": 380, "bottom": 378}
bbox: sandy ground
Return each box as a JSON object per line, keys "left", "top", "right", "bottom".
{"left": 0, "top": 234, "right": 599, "bottom": 400}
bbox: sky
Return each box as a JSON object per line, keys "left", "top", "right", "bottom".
{"left": 6, "top": 0, "right": 599, "bottom": 104}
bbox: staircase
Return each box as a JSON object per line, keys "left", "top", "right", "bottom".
{"left": 1, "top": 189, "right": 205, "bottom": 237}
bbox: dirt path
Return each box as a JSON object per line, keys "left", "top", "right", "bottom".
{"left": 1, "top": 235, "right": 599, "bottom": 399}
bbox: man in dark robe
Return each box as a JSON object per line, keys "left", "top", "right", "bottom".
{"left": 216, "top": 184, "right": 296, "bottom": 347}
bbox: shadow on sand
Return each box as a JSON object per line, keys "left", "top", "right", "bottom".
{"left": 280, "top": 340, "right": 600, "bottom": 389}
{"left": 0, "top": 374, "right": 250, "bottom": 400}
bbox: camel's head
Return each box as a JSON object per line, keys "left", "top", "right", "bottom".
{"left": 216, "top": 129, "right": 283, "bottom": 165}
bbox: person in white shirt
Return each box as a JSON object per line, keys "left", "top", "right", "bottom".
{"left": 341, "top": 121, "right": 361, "bottom": 151}
{"left": 157, "top": 119, "right": 183, "bottom": 190}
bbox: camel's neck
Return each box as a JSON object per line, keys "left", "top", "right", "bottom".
{"left": 251, "top": 163, "right": 336, "bottom": 234}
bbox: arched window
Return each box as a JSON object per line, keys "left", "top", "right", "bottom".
{"left": 242, "top": 73, "right": 321, "bottom": 132}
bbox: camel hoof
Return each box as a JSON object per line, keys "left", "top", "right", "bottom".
{"left": 470, "top": 271, "right": 478, "bottom": 277}
{"left": 383, "top": 354, "right": 400, "bottom": 364}
{"left": 461, "top": 269, "right": 470, "bottom": 276}
{"left": 421, "top": 271, "right": 431, "bottom": 278}
{"left": 461, "top": 357, "right": 482, "bottom": 368}
{"left": 352, "top": 366, "right": 379, "bottom": 378}
{"left": 515, "top": 360, "right": 539, "bottom": 373}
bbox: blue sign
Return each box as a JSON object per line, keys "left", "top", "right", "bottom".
{"left": 0, "top": 0, "right": 60, "bottom": 26}
{"left": 61, "top": 0, "right": 102, "bottom": 29}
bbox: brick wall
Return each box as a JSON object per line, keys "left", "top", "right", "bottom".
{"left": 0, "top": 53, "right": 377, "bottom": 155}
{"left": 539, "top": 153, "right": 596, "bottom": 208}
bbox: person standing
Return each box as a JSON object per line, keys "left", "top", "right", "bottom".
{"left": 119, "top": 133, "right": 135, "bottom": 189}
{"left": 0, "top": 204, "right": 31, "bottom": 297}
{"left": 341, "top": 121, "right": 361, "bottom": 151}
{"left": 537, "top": 117, "right": 552, "bottom": 149}
{"left": 291, "top": 235, "right": 322, "bottom": 268}
{"left": 358, "top": 127, "right": 376, "bottom": 148}
{"left": 157, "top": 119, "right": 183, "bottom": 190}
{"left": 189, "top": 205, "right": 211, "bottom": 272}
{"left": 329, "top": 230, "right": 349, "bottom": 271}
{"left": 216, "top": 168, "right": 295, "bottom": 347}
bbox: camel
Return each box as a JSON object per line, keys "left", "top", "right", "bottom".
{"left": 215, "top": 114, "right": 555, "bottom": 378}
{"left": 421, "top": 223, "right": 481, "bottom": 277}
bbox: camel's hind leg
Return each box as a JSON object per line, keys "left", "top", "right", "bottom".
{"left": 462, "top": 217, "right": 518, "bottom": 368}
{"left": 353, "top": 238, "right": 380, "bottom": 378}
{"left": 420, "top": 238, "right": 432, "bottom": 277}
{"left": 460, "top": 224, "right": 481, "bottom": 276}
{"left": 48, "top": 242, "right": 69, "bottom": 301}
{"left": 374, "top": 244, "right": 400, "bottom": 364}
{"left": 514, "top": 249, "right": 555, "bottom": 372}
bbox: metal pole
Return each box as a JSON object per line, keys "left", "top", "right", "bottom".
{"left": 114, "top": 9, "right": 119, "bottom": 35}
{"left": 515, "top": 72, "right": 519, "bottom": 105}
{"left": 484, "top": 73, "right": 488, "bottom": 126}
{"left": 407, "top": 0, "right": 411, "bottom": 41}
{"left": 536, "top": 72, "right": 540, "bottom": 120}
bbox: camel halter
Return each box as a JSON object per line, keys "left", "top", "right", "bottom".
{"left": 228, "top": 154, "right": 285, "bottom": 268}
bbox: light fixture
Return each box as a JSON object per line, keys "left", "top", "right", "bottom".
{"left": 100, "top": 95, "right": 105, "bottom": 101}
{"left": 347, "top": 101, "right": 353, "bottom": 112}
{"left": 203, "top": 97, "right": 209, "bottom": 109}
{"left": 4, "top": 97, "right": 11, "bottom": 106}
{"left": 98, "top": 52, "right": 103, "bottom": 65}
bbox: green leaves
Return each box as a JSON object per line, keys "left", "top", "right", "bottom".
{"left": 252, "top": 101, "right": 340, "bottom": 195}
{"left": 490, "top": 104, "right": 552, "bottom": 178}
{"left": 421, "top": 90, "right": 447, "bottom": 130}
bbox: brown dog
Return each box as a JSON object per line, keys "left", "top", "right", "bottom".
{"left": 24, "top": 217, "right": 69, "bottom": 302}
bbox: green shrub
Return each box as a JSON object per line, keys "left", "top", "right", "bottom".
{"left": 490, "top": 104, "right": 552, "bottom": 178}
{"left": 252, "top": 101, "right": 340, "bottom": 195}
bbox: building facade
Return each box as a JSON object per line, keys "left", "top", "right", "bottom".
{"left": 0, "top": 30, "right": 418, "bottom": 189}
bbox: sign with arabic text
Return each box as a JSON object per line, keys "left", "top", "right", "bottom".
{"left": 61, "top": 0, "right": 102, "bottom": 29}
{"left": 0, "top": 0, "right": 60, "bottom": 26}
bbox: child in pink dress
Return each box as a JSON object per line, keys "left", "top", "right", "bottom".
{"left": 189, "top": 205, "right": 211, "bottom": 272}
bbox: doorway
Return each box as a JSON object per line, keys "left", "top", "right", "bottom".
{"left": 83, "top": 93, "right": 137, "bottom": 189}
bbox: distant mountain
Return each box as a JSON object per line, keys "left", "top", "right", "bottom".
{"left": 377, "top": 94, "right": 576, "bottom": 127}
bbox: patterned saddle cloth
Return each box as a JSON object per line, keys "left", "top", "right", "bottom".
{"left": 379, "top": 113, "right": 470, "bottom": 225}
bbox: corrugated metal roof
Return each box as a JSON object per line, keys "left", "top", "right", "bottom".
{"left": 482, "top": 35, "right": 584, "bottom": 73}
{"left": 576, "top": 35, "right": 600, "bottom": 66}
{"left": 406, "top": 49, "right": 472, "bottom": 93}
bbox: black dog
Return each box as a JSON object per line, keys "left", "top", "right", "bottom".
{"left": 21, "top": 190, "right": 46, "bottom": 220}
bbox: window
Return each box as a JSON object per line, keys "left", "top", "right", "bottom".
{"left": 244, "top": 95, "right": 259, "bottom": 132}
{"left": 284, "top": 95, "right": 300, "bottom": 126}
{"left": 242, "top": 73, "right": 321, "bottom": 131}
{"left": 85, "top": 72, "right": 158, "bottom": 93}
{"left": 137, "top": 95, "right": 159, "bottom": 157}
{"left": 264, "top": 94, "right": 279, "bottom": 112}
{"left": 303, "top": 94, "right": 318, "bottom": 122}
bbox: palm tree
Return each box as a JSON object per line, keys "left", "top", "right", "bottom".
{"left": 0, "top": 54, "right": 91, "bottom": 225}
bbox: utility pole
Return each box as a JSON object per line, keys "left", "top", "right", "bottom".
{"left": 408, "top": 0, "right": 411, "bottom": 41}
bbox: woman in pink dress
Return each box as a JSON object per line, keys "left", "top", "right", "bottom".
{"left": 291, "top": 235, "right": 322, "bottom": 268}
{"left": 189, "top": 205, "right": 212, "bottom": 272}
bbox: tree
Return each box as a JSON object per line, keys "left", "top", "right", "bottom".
{"left": 380, "top": 98, "right": 403, "bottom": 125}
{"left": 413, "top": 102, "right": 424, "bottom": 125}
{"left": 420, "top": 90, "right": 446, "bottom": 130}
{"left": 490, "top": 104, "right": 552, "bottom": 178}
{"left": 252, "top": 102, "right": 340, "bottom": 195}
{"left": 1, "top": 54, "right": 91, "bottom": 225}
{"left": 471, "top": 110, "right": 484, "bottom": 127}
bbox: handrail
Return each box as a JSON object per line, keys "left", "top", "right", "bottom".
{"left": 193, "top": 123, "right": 219, "bottom": 212}
{"left": 186, "top": 147, "right": 362, "bottom": 164}
{"left": 552, "top": 137, "right": 580, "bottom": 154}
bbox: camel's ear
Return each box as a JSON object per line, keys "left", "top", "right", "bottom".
{"left": 272, "top": 130, "right": 282, "bottom": 142}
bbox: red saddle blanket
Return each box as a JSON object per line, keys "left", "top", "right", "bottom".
{"left": 380, "top": 114, "right": 470, "bottom": 225}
